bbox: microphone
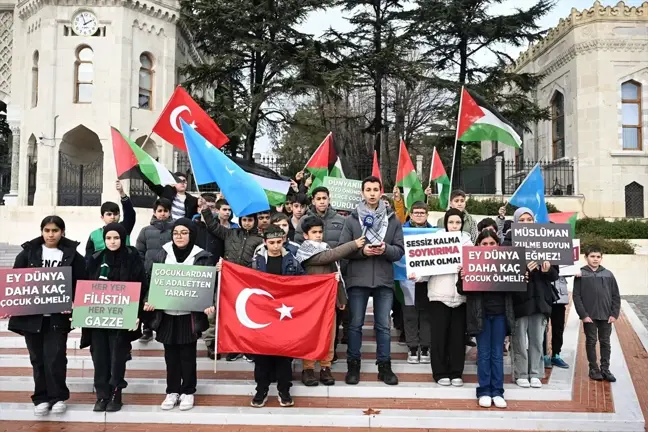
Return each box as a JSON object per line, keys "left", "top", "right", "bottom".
{"left": 362, "top": 214, "right": 374, "bottom": 237}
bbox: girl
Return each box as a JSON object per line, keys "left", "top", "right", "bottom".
{"left": 457, "top": 230, "right": 516, "bottom": 409}
{"left": 82, "top": 223, "right": 148, "bottom": 412}
{"left": 420, "top": 208, "right": 472, "bottom": 386}
{"left": 503, "top": 207, "right": 558, "bottom": 389}
{"left": 5, "top": 216, "right": 86, "bottom": 416}
{"left": 144, "top": 218, "right": 214, "bottom": 411}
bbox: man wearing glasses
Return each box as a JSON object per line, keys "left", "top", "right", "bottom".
{"left": 142, "top": 171, "right": 198, "bottom": 221}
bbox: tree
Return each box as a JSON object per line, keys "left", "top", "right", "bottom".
{"left": 413, "top": 0, "right": 555, "bottom": 187}
{"left": 179, "top": 0, "right": 335, "bottom": 160}
{"left": 327, "top": 0, "right": 419, "bottom": 162}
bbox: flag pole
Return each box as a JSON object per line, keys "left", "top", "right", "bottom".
{"left": 448, "top": 86, "right": 465, "bottom": 210}
{"left": 183, "top": 135, "right": 202, "bottom": 195}
{"left": 212, "top": 268, "right": 222, "bottom": 373}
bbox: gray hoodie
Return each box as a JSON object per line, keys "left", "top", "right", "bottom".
{"left": 573, "top": 265, "right": 621, "bottom": 321}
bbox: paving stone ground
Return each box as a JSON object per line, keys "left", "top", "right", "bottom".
{"left": 624, "top": 295, "right": 648, "bottom": 329}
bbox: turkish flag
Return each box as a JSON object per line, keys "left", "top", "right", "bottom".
{"left": 217, "top": 261, "right": 337, "bottom": 359}
{"left": 153, "top": 86, "right": 229, "bottom": 151}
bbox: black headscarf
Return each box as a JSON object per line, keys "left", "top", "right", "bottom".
{"left": 172, "top": 218, "right": 197, "bottom": 263}
{"left": 443, "top": 208, "right": 465, "bottom": 232}
{"left": 101, "top": 223, "right": 128, "bottom": 281}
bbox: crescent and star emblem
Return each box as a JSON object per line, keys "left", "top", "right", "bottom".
{"left": 235, "top": 288, "right": 294, "bottom": 329}
{"left": 170, "top": 105, "right": 197, "bottom": 133}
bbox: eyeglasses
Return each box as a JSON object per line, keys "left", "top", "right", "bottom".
{"left": 173, "top": 231, "right": 190, "bottom": 237}
{"left": 177, "top": 179, "right": 187, "bottom": 184}
{"left": 411, "top": 212, "right": 427, "bottom": 216}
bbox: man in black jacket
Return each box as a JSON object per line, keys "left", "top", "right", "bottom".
{"left": 142, "top": 172, "right": 198, "bottom": 220}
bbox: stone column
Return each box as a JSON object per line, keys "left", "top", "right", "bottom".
{"left": 3, "top": 124, "right": 20, "bottom": 206}
{"left": 415, "top": 154, "right": 424, "bottom": 181}
{"left": 495, "top": 154, "right": 503, "bottom": 195}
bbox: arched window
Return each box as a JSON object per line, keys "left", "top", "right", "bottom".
{"left": 74, "top": 46, "right": 94, "bottom": 103}
{"left": 622, "top": 80, "right": 642, "bottom": 150}
{"left": 32, "top": 51, "right": 39, "bottom": 107}
{"left": 625, "top": 182, "right": 644, "bottom": 218}
{"left": 139, "top": 53, "right": 153, "bottom": 109}
{"left": 551, "top": 91, "right": 565, "bottom": 160}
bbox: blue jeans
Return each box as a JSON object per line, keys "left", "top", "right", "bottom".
{"left": 476, "top": 314, "right": 507, "bottom": 398}
{"left": 347, "top": 286, "right": 393, "bottom": 362}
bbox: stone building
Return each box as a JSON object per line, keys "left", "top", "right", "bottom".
{"left": 0, "top": 0, "right": 199, "bottom": 207}
{"left": 483, "top": 1, "right": 648, "bottom": 218}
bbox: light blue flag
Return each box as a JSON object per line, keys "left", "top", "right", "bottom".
{"left": 394, "top": 227, "right": 440, "bottom": 306}
{"left": 509, "top": 163, "right": 549, "bottom": 223}
{"left": 181, "top": 119, "right": 270, "bottom": 217}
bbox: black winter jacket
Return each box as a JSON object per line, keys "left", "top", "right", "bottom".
{"left": 135, "top": 216, "right": 174, "bottom": 274}
{"left": 294, "top": 206, "right": 346, "bottom": 248}
{"left": 573, "top": 265, "right": 621, "bottom": 321}
{"left": 457, "top": 278, "right": 516, "bottom": 337}
{"left": 8, "top": 237, "right": 87, "bottom": 335}
{"left": 141, "top": 177, "right": 198, "bottom": 219}
{"left": 79, "top": 246, "right": 149, "bottom": 349}
{"left": 201, "top": 209, "right": 262, "bottom": 267}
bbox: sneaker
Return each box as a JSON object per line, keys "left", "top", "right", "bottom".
{"left": 139, "top": 330, "right": 153, "bottom": 343}
{"left": 492, "top": 396, "right": 507, "bottom": 408}
{"left": 451, "top": 378, "right": 464, "bottom": 387}
{"left": 377, "top": 361, "right": 399, "bottom": 385}
{"left": 345, "top": 358, "right": 361, "bottom": 385}
{"left": 93, "top": 399, "right": 108, "bottom": 412}
{"left": 250, "top": 390, "right": 268, "bottom": 408}
{"left": 278, "top": 391, "right": 294, "bottom": 407}
{"left": 332, "top": 353, "right": 339, "bottom": 364}
{"left": 179, "top": 394, "right": 194, "bottom": 411}
{"left": 516, "top": 378, "right": 530, "bottom": 388}
{"left": 419, "top": 347, "right": 431, "bottom": 364}
{"left": 301, "top": 369, "right": 319, "bottom": 387}
{"left": 398, "top": 332, "right": 407, "bottom": 346}
{"left": 243, "top": 354, "right": 255, "bottom": 363}
{"left": 601, "top": 369, "right": 617, "bottom": 382}
{"left": 530, "top": 377, "right": 542, "bottom": 388}
{"left": 34, "top": 402, "right": 50, "bottom": 416}
{"left": 478, "top": 396, "right": 492, "bottom": 408}
{"left": 589, "top": 368, "right": 604, "bottom": 381}
{"left": 544, "top": 355, "right": 552, "bottom": 369}
{"left": 161, "top": 393, "right": 180, "bottom": 410}
{"left": 437, "top": 378, "right": 451, "bottom": 386}
{"left": 320, "top": 367, "right": 335, "bottom": 386}
{"left": 206, "top": 345, "right": 216, "bottom": 360}
{"left": 551, "top": 354, "right": 569, "bottom": 369}
{"left": 226, "top": 353, "right": 242, "bottom": 362}
{"left": 407, "top": 347, "right": 419, "bottom": 364}
{"left": 466, "top": 336, "right": 476, "bottom": 347}
{"left": 50, "top": 401, "right": 67, "bottom": 414}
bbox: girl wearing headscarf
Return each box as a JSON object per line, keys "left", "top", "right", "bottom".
{"left": 503, "top": 208, "right": 558, "bottom": 389}
{"left": 145, "top": 218, "right": 214, "bottom": 412}
{"left": 413, "top": 208, "right": 473, "bottom": 386}
{"left": 82, "top": 223, "right": 148, "bottom": 412}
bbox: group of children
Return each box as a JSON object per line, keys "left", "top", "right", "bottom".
{"left": 1, "top": 172, "right": 622, "bottom": 415}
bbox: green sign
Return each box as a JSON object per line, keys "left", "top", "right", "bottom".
{"left": 71, "top": 280, "right": 141, "bottom": 329}
{"left": 148, "top": 264, "right": 216, "bottom": 312}
{"left": 323, "top": 177, "right": 363, "bottom": 211}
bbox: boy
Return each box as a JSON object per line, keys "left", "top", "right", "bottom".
{"left": 135, "top": 197, "right": 174, "bottom": 342}
{"left": 431, "top": 189, "right": 477, "bottom": 243}
{"left": 86, "top": 180, "right": 136, "bottom": 262}
{"left": 256, "top": 210, "right": 271, "bottom": 234}
{"left": 250, "top": 225, "right": 305, "bottom": 408}
{"left": 573, "top": 247, "right": 620, "bottom": 382}
{"left": 295, "top": 216, "right": 364, "bottom": 386}
{"left": 143, "top": 171, "right": 198, "bottom": 220}
{"left": 289, "top": 194, "right": 309, "bottom": 241}
{"left": 216, "top": 199, "right": 239, "bottom": 229}
{"left": 477, "top": 217, "right": 498, "bottom": 234}
{"left": 270, "top": 212, "right": 299, "bottom": 255}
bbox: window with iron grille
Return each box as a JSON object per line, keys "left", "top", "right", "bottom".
{"left": 625, "top": 182, "right": 644, "bottom": 218}
{"left": 551, "top": 91, "right": 565, "bottom": 160}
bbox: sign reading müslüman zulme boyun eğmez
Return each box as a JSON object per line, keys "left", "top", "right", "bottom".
{"left": 148, "top": 264, "right": 216, "bottom": 312}
{"left": 0, "top": 267, "right": 72, "bottom": 316}
{"left": 71, "top": 280, "right": 141, "bottom": 329}
{"left": 511, "top": 223, "right": 573, "bottom": 265}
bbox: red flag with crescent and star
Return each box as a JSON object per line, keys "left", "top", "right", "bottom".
{"left": 153, "top": 86, "right": 229, "bottom": 151}
{"left": 217, "top": 260, "right": 337, "bottom": 359}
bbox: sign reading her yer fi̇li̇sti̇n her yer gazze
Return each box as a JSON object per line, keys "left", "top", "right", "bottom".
{"left": 0, "top": 267, "right": 72, "bottom": 316}
{"left": 71, "top": 280, "right": 141, "bottom": 329}
{"left": 148, "top": 264, "right": 216, "bottom": 312}
{"left": 461, "top": 246, "right": 527, "bottom": 292}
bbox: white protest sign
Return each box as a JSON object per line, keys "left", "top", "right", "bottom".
{"left": 559, "top": 238, "right": 581, "bottom": 276}
{"left": 404, "top": 231, "right": 463, "bottom": 277}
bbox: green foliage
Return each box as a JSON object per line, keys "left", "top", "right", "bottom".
{"left": 578, "top": 233, "right": 635, "bottom": 255}
{"left": 426, "top": 196, "right": 558, "bottom": 215}
{"left": 576, "top": 218, "right": 648, "bottom": 239}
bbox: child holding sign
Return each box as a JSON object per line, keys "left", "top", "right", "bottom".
{"left": 6, "top": 216, "right": 86, "bottom": 416}
{"left": 145, "top": 218, "right": 215, "bottom": 412}
{"left": 82, "top": 223, "right": 148, "bottom": 413}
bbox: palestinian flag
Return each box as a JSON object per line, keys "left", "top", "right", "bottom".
{"left": 429, "top": 147, "right": 451, "bottom": 209}
{"left": 110, "top": 127, "right": 176, "bottom": 186}
{"left": 248, "top": 173, "right": 291, "bottom": 207}
{"left": 371, "top": 150, "right": 383, "bottom": 194}
{"left": 549, "top": 212, "right": 578, "bottom": 236}
{"left": 457, "top": 88, "right": 522, "bottom": 148}
{"left": 305, "top": 132, "right": 338, "bottom": 189}
{"left": 330, "top": 157, "right": 346, "bottom": 179}
{"left": 395, "top": 140, "right": 425, "bottom": 210}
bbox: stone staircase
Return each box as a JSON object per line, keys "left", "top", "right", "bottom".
{"left": 0, "top": 243, "right": 22, "bottom": 268}
{"left": 0, "top": 302, "right": 644, "bottom": 430}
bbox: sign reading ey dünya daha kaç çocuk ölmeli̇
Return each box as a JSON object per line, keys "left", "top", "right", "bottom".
{"left": 461, "top": 246, "right": 527, "bottom": 292}
{"left": 148, "top": 264, "right": 217, "bottom": 312}
{"left": 0, "top": 267, "right": 73, "bottom": 316}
